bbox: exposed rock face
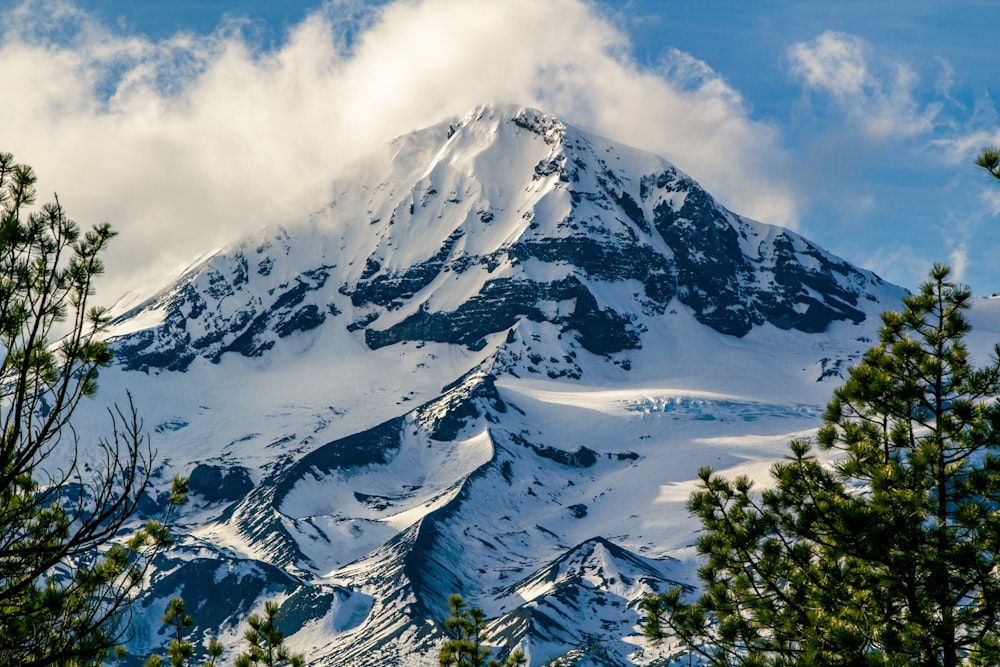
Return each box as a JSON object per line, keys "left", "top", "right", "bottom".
{"left": 363, "top": 275, "right": 641, "bottom": 355}
{"left": 113, "top": 257, "right": 335, "bottom": 372}
{"left": 189, "top": 463, "right": 253, "bottom": 502}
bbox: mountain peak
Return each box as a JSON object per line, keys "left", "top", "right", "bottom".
{"left": 110, "top": 102, "right": 899, "bottom": 379}
{"left": 92, "top": 104, "right": 915, "bottom": 666}
{"left": 453, "top": 103, "right": 567, "bottom": 140}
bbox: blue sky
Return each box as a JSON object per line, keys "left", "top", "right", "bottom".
{"left": 2, "top": 0, "right": 999, "bottom": 300}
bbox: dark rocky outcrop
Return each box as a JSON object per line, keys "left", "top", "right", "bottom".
{"left": 364, "top": 276, "right": 641, "bottom": 355}
{"left": 188, "top": 463, "right": 254, "bottom": 503}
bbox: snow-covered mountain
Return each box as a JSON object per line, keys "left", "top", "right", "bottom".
{"left": 79, "top": 103, "right": 921, "bottom": 666}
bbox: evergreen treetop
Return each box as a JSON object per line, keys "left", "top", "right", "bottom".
{"left": 645, "top": 264, "right": 1000, "bottom": 666}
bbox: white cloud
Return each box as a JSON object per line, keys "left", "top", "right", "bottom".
{"left": 935, "top": 129, "right": 1000, "bottom": 167}
{"left": 983, "top": 189, "right": 1000, "bottom": 217}
{"left": 857, "top": 243, "right": 934, "bottom": 291}
{"left": 788, "top": 31, "right": 869, "bottom": 99}
{"left": 788, "top": 31, "right": 939, "bottom": 139}
{"left": 950, "top": 243, "right": 969, "bottom": 282}
{"left": 934, "top": 56, "right": 962, "bottom": 111}
{"left": 0, "top": 0, "right": 796, "bottom": 303}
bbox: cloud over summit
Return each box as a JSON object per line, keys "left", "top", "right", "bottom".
{"left": 0, "top": 0, "right": 795, "bottom": 303}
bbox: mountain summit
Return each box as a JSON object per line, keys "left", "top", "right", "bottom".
{"left": 114, "top": 104, "right": 891, "bottom": 375}
{"left": 95, "top": 104, "right": 905, "bottom": 666}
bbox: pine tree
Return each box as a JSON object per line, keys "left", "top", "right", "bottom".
{"left": 234, "top": 601, "right": 304, "bottom": 667}
{"left": 0, "top": 151, "right": 184, "bottom": 666}
{"left": 144, "top": 597, "right": 224, "bottom": 667}
{"left": 645, "top": 264, "right": 1000, "bottom": 666}
{"left": 439, "top": 594, "right": 527, "bottom": 667}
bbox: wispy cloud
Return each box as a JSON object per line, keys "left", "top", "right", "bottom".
{"left": 787, "top": 31, "right": 940, "bottom": 139}
{"left": 934, "top": 128, "right": 1000, "bottom": 166}
{"left": 778, "top": 28, "right": 1000, "bottom": 293}
{"left": 983, "top": 189, "right": 1000, "bottom": 217}
{"left": 0, "top": 0, "right": 797, "bottom": 303}
{"left": 857, "top": 243, "right": 934, "bottom": 291}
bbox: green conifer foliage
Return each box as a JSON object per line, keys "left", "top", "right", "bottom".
{"left": 0, "top": 151, "right": 184, "bottom": 666}
{"left": 234, "top": 601, "right": 304, "bottom": 667}
{"left": 144, "top": 596, "right": 224, "bottom": 667}
{"left": 439, "top": 594, "right": 527, "bottom": 667}
{"left": 645, "top": 264, "right": 1000, "bottom": 666}
{"left": 976, "top": 147, "right": 1000, "bottom": 180}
